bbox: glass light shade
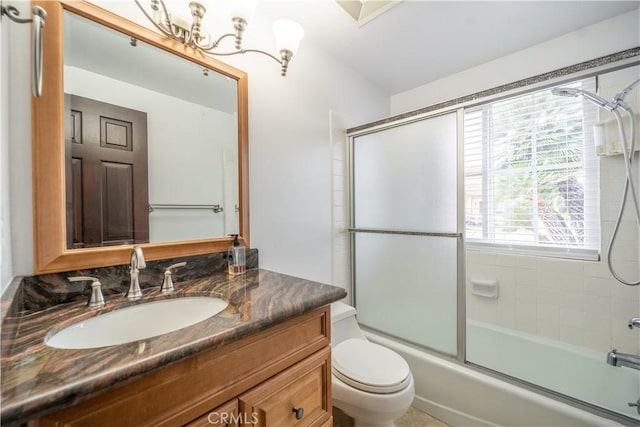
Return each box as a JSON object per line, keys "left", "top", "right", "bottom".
{"left": 229, "top": 0, "right": 259, "bottom": 22}
{"left": 272, "top": 19, "right": 304, "bottom": 54}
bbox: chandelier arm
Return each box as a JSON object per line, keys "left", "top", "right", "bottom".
{"left": 133, "top": 0, "right": 172, "bottom": 37}
{"left": 194, "top": 38, "right": 212, "bottom": 50}
{"left": 181, "top": 26, "right": 192, "bottom": 44}
{"left": 1, "top": 5, "right": 34, "bottom": 23}
{"left": 238, "top": 49, "right": 284, "bottom": 64}
{"left": 201, "top": 49, "right": 282, "bottom": 64}
{"left": 157, "top": 0, "right": 172, "bottom": 27}
{"left": 203, "top": 49, "right": 291, "bottom": 76}
{"left": 201, "top": 33, "right": 236, "bottom": 50}
{"left": 152, "top": 0, "right": 174, "bottom": 31}
{"left": 165, "top": 15, "right": 184, "bottom": 40}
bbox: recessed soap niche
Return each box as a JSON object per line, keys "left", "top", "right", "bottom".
{"left": 594, "top": 112, "right": 640, "bottom": 157}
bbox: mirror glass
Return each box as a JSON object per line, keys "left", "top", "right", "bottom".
{"left": 63, "top": 11, "right": 239, "bottom": 249}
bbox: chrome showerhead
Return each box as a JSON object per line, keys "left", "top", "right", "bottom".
{"left": 551, "top": 87, "right": 579, "bottom": 97}
{"left": 551, "top": 86, "right": 616, "bottom": 111}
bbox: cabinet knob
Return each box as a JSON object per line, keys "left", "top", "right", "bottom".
{"left": 292, "top": 406, "right": 304, "bottom": 420}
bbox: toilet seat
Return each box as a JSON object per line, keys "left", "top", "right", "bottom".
{"left": 332, "top": 338, "right": 411, "bottom": 394}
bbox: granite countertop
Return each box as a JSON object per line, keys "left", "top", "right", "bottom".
{"left": 0, "top": 268, "right": 347, "bottom": 424}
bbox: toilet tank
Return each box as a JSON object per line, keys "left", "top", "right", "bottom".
{"left": 331, "top": 302, "right": 366, "bottom": 346}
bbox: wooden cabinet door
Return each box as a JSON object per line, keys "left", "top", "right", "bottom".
{"left": 239, "top": 348, "right": 331, "bottom": 427}
{"left": 65, "top": 94, "right": 149, "bottom": 248}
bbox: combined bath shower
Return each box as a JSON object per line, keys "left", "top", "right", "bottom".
{"left": 552, "top": 79, "right": 640, "bottom": 286}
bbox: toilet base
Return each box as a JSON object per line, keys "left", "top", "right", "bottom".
{"left": 334, "top": 403, "right": 402, "bottom": 427}
{"left": 333, "top": 407, "right": 398, "bottom": 427}
{"left": 332, "top": 373, "right": 414, "bottom": 427}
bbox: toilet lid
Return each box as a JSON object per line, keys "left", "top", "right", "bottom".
{"left": 332, "top": 339, "right": 411, "bottom": 394}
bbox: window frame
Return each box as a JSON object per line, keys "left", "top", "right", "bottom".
{"left": 463, "top": 78, "right": 601, "bottom": 261}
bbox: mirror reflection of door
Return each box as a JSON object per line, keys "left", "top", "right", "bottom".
{"left": 65, "top": 94, "right": 149, "bottom": 248}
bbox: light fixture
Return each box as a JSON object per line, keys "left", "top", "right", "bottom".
{"left": 134, "top": 0, "right": 304, "bottom": 76}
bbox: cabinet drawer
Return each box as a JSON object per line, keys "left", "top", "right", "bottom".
{"left": 239, "top": 347, "right": 331, "bottom": 427}
{"left": 185, "top": 399, "right": 238, "bottom": 427}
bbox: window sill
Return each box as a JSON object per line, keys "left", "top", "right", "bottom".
{"left": 465, "top": 241, "right": 600, "bottom": 262}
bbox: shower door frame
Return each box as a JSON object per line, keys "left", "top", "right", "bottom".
{"left": 347, "top": 109, "right": 467, "bottom": 362}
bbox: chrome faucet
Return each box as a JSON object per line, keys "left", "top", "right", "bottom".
{"left": 607, "top": 348, "right": 640, "bottom": 370}
{"left": 125, "top": 246, "right": 146, "bottom": 300}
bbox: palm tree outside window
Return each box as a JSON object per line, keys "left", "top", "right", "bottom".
{"left": 463, "top": 78, "right": 600, "bottom": 260}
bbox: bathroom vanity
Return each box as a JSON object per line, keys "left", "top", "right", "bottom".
{"left": 0, "top": 268, "right": 346, "bottom": 426}
{"left": 0, "top": 1, "right": 350, "bottom": 424}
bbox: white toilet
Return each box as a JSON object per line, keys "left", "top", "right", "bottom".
{"left": 331, "top": 302, "right": 415, "bottom": 427}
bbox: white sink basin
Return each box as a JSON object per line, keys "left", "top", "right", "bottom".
{"left": 45, "top": 297, "right": 229, "bottom": 349}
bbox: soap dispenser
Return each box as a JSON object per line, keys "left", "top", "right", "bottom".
{"left": 227, "top": 234, "right": 246, "bottom": 276}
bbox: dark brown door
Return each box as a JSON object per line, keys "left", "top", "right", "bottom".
{"left": 65, "top": 94, "right": 149, "bottom": 248}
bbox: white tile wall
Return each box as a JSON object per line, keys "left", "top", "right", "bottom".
{"left": 467, "top": 251, "right": 639, "bottom": 353}
{"left": 330, "top": 111, "right": 351, "bottom": 300}
{"left": 467, "top": 67, "right": 640, "bottom": 355}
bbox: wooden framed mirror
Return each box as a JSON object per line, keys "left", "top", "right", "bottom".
{"left": 32, "top": 0, "right": 249, "bottom": 274}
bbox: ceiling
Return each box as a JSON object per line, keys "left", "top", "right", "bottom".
{"left": 255, "top": 0, "right": 640, "bottom": 95}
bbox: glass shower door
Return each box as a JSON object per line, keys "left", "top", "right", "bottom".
{"left": 351, "top": 112, "right": 460, "bottom": 356}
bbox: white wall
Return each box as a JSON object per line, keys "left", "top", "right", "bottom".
{"left": 1, "top": 7, "right": 13, "bottom": 290}
{"left": 226, "top": 46, "right": 388, "bottom": 284}
{"left": 5, "top": 1, "right": 389, "bottom": 285}
{"left": 5, "top": 1, "right": 32, "bottom": 282}
{"left": 330, "top": 111, "right": 351, "bottom": 300}
{"left": 391, "top": 10, "right": 640, "bottom": 115}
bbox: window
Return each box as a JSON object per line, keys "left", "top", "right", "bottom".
{"left": 464, "top": 78, "right": 600, "bottom": 259}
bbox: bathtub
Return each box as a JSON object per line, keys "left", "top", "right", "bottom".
{"left": 364, "top": 321, "right": 639, "bottom": 426}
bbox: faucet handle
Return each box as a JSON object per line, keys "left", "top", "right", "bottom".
{"left": 628, "top": 318, "right": 640, "bottom": 329}
{"left": 69, "top": 276, "right": 105, "bottom": 308}
{"left": 161, "top": 262, "right": 187, "bottom": 293}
